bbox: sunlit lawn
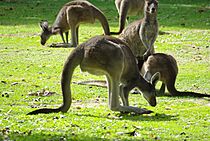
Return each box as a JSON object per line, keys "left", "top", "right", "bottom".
{"left": 0, "top": 0, "right": 209, "bottom": 140}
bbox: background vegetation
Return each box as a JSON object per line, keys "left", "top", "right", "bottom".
{"left": 0, "top": 0, "right": 209, "bottom": 140}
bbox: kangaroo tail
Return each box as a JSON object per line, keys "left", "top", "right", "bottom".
{"left": 167, "top": 82, "right": 210, "bottom": 97}
{"left": 94, "top": 8, "right": 110, "bottom": 35}
{"left": 27, "top": 47, "right": 84, "bottom": 115}
{"left": 173, "top": 91, "right": 210, "bottom": 98}
{"left": 110, "top": 1, "right": 129, "bottom": 35}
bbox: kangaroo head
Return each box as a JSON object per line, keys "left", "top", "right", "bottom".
{"left": 136, "top": 75, "right": 157, "bottom": 107}
{"left": 145, "top": 0, "right": 158, "bottom": 14}
{"left": 40, "top": 21, "right": 52, "bottom": 45}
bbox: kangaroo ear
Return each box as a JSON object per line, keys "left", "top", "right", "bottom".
{"left": 40, "top": 20, "right": 49, "bottom": 31}
{"left": 143, "top": 71, "right": 152, "bottom": 82}
{"left": 151, "top": 72, "right": 160, "bottom": 85}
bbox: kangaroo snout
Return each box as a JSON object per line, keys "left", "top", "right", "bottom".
{"left": 143, "top": 90, "right": 157, "bottom": 107}
{"left": 151, "top": 8, "right": 156, "bottom": 13}
{"left": 41, "top": 41, "right": 46, "bottom": 45}
{"left": 149, "top": 96, "right": 156, "bottom": 107}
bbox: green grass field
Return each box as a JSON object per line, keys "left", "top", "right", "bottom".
{"left": 0, "top": 0, "right": 210, "bottom": 140}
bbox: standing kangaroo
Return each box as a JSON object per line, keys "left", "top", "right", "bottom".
{"left": 112, "top": 0, "right": 145, "bottom": 35}
{"left": 140, "top": 53, "right": 210, "bottom": 97}
{"left": 40, "top": 0, "right": 110, "bottom": 47}
{"left": 119, "top": 0, "right": 158, "bottom": 61}
{"left": 27, "top": 35, "right": 157, "bottom": 115}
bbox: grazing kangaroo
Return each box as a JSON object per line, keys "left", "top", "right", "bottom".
{"left": 119, "top": 0, "right": 158, "bottom": 61}
{"left": 40, "top": 0, "right": 110, "bottom": 47}
{"left": 77, "top": 53, "right": 210, "bottom": 98}
{"left": 112, "top": 0, "right": 145, "bottom": 35}
{"left": 140, "top": 53, "right": 210, "bottom": 97}
{"left": 27, "top": 35, "right": 157, "bottom": 115}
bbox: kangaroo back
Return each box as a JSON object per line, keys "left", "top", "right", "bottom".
{"left": 27, "top": 47, "right": 84, "bottom": 115}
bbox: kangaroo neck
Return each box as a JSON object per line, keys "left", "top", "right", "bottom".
{"left": 144, "top": 12, "right": 157, "bottom": 24}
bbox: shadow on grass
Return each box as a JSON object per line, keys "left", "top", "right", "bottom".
{"left": 121, "top": 113, "right": 178, "bottom": 121}
{"left": 75, "top": 112, "right": 178, "bottom": 122}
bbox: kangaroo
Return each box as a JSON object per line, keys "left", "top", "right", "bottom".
{"left": 119, "top": 0, "right": 158, "bottom": 61}
{"left": 77, "top": 53, "right": 210, "bottom": 98}
{"left": 112, "top": 0, "right": 145, "bottom": 35}
{"left": 27, "top": 35, "right": 157, "bottom": 115}
{"left": 140, "top": 53, "right": 210, "bottom": 97}
{"left": 40, "top": 0, "right": 110, "bottom": 47}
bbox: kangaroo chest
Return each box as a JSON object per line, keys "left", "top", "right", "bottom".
{"left": 143, "top": 22, "right": 157, "bottom": 40}
{"left": 119, "top": 22, "right": 146, "bottom": 57}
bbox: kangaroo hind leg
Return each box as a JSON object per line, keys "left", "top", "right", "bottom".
{"left": 107, "top": 75, "right": 121, "bottom": 111}
{"left": 107, "top": 74, "right": 153, "bottom": 115}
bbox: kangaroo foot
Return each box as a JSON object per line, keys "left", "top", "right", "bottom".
{"left": 119, "top": 106, "right": 153, "bottom": 115}
{"left": 133, "top": 108, "right": 153, "bottom": 115}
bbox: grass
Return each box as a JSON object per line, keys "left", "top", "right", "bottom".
{"left": 0, "top": 0, "right": 210, "bottom": 140}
